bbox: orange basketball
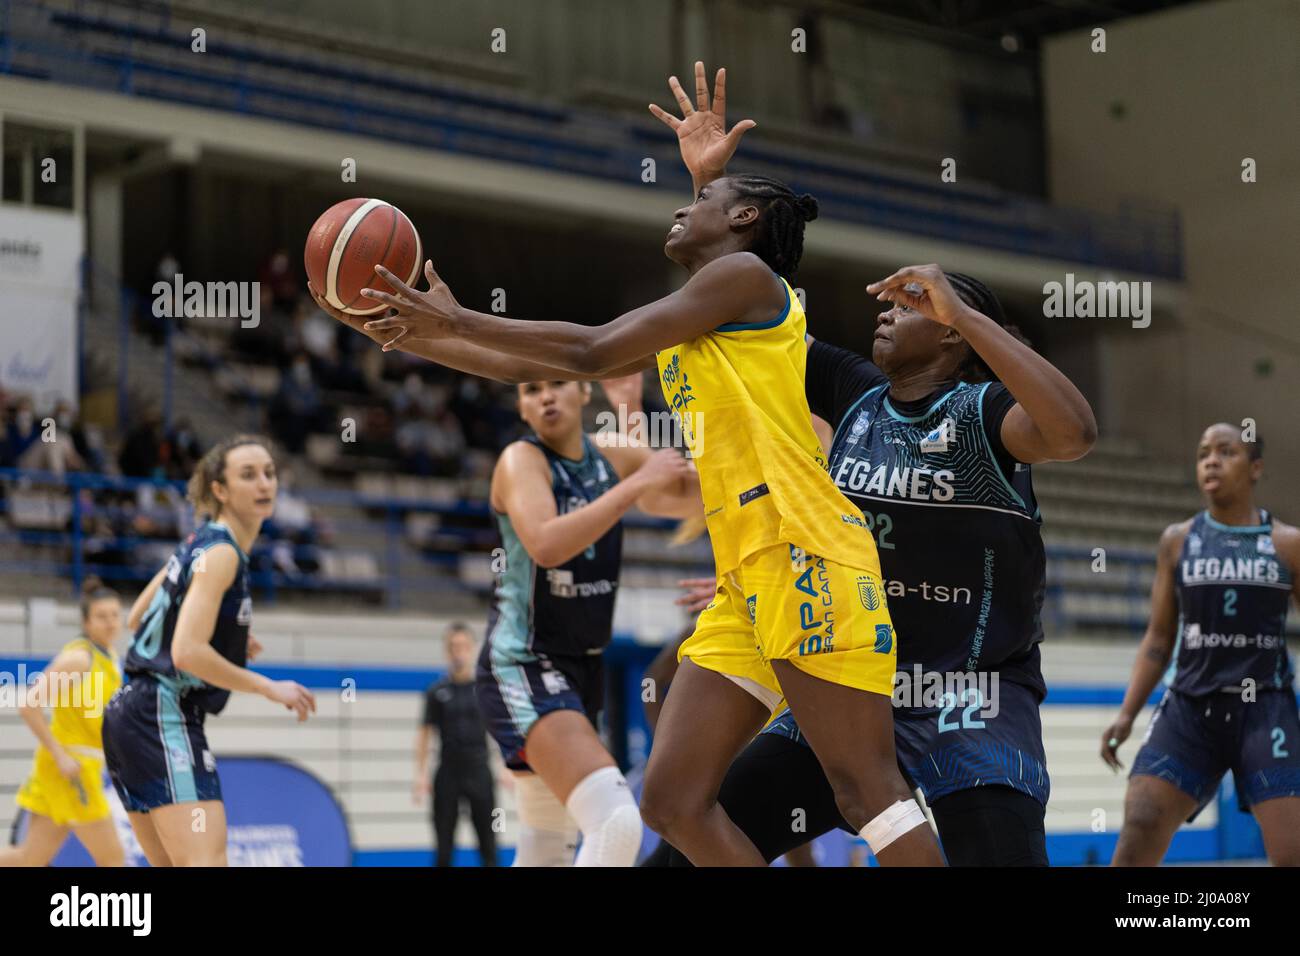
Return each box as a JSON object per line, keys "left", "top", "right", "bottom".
{"left": 304, "top": 198, "right": 422, "bottom": 315}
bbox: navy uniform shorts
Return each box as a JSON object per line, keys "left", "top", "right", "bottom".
{"left": 764, "top": 676, "right": 1051, "bottom": 807}
{"left": 102, "top": 675, "right": 222, "bottom": 812}
{"left": 1131, "top": 687, "right": 1300, "bottom": 820}
{"left": 475, "top": 648, "right": 604, "bottom": 771}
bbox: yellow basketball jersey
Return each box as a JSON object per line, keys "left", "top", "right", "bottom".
{"left": 48, "top": 637, "right": 120, "bottom": 751}
{"left": 655, "top": 273, "right": 880, "bottom": 576}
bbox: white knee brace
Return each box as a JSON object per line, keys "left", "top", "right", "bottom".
{"left": 565, "top": 766, "right": 643, "bottom": 867}
{"left": 512, "top": 773, "right": 579, "bottom": 867}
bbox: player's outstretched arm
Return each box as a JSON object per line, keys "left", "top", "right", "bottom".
{"left": 1100, "top": 521, "right": 1187, "bottom": 770}
{"left": 868, "top": 264, "right": 1098, "bottom": 463}
{"left": 649, "top": 61, "right": 755, "bottom": 197}
{"left": 309, "top": 279, "right": 651, "bottom": 384}
{"left": 170, "top": 544, "right": 316, "bottom": 721}
{"left": 361, "top": 252, "right": 778, "bottom": 377}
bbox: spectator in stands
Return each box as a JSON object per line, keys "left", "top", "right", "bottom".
{"left": 231, "top": 285, "right": 291, "bottom": 364}
{"left": 395, "top": 404, "right": 466, "bottom": 477}
{"left": 163, "top": 418, "right": 203, "bottom": 481}
{"left": 268, "top": 353, "right": 328, "bottom": 454}
{"left": 118, "top": 409, "right": 165, "bottom": 479}
{"left": 415, "top": 623, "right": 498, "bottom": 867}
{"left": 55, "top": 401, "right": 105, "bottom": 473}
{"left": 262, "top": 467, "right": 323, "bottom": 576}
{"left": 2, "top": 398, "right": 41, "bottom": 467}
{"left": 259, "top": 249, "right": 300, "bottom": 313}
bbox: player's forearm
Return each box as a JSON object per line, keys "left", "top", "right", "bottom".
{"left": 951, "top": 307, "right": 1097, "bottom": 459}
{"left": 128, "top": 567, "right": 167, "bottom": 632}
{"left": 18, "top": 702, "right": 64, "bottom": 758}
{"left": 173, "top": 641, "right": 272, "bottom": 697}
{"left": 447, "top": 306, "right": 643, "bottom": 379}
{"left": 528, "top": 477, "right": 649, "bottom": 567}
{"left": 1119, "top": 633, "right": 1172, "bottom": 720}
{"left": 400, "top": 337, "right": 584, "bottom": 386}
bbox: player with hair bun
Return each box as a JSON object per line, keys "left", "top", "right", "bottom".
{"left": 102, "top": 435, "right": 316, "bottom": 866}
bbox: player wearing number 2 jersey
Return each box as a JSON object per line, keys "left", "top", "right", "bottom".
{"left": 1104, "top": 423, "right": 1300, "bottom": 865}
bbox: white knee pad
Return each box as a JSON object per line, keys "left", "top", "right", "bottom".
{"left": 859, "top": 798, "right": 928, "bottom": 855}
{"left": 512, "top": 774, "right": 579, "bottom": 867}
{"left": 565, "top": 766, "right": 643, "bottom": 867}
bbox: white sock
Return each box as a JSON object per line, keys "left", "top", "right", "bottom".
{"left": 565, "top": 766, "right": 642, "bottom": 867}
{"left": 512, "top": 774, "right": 579, "bottom": 867}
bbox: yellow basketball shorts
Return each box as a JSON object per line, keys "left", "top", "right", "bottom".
{"left": 15, "top": 747, "right": 111, "bottom": 827}
{"left": 678, "top": 543, "right": 896, "bottom": 710}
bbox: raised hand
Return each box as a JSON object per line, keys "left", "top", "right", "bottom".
{"left": 866, "top": 264, "right": 973, "bottom": 328}
{"left": 649, "top": 61, "right": 755, "bottom": 186}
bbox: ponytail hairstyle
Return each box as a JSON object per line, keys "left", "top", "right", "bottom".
{"left": 79, "top": 575, "right": 119, "bottom": 620}
{"left": 945, "top": 272, "right": 1033, "bottom": 384}
{"left": 725, "top": 174, "right": 819, "bottom": 279}
{"left": 186, "top": 434, "right": 273, "bottom": 522}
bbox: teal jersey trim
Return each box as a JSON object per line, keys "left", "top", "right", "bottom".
{"left": 715, "top": 273, "right": 791, "bottom": 332}
{"left": 1203, "top": 510, "right": 1271, "bottom": 535}
{"left": 974, "top": 381, "right": 1028, "bottom": 511}
{"left": 156, "top": 679, "right": 198, "bottom": 803}
{"left": 881, "top": 385, "right": 962, "bottom": 423}
{"left": 488, "top": 512, "right": 537, "bottom": 663}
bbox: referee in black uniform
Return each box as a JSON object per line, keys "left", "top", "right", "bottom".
{"left": 415, "top": 623, "right": 498, "bottom": 866}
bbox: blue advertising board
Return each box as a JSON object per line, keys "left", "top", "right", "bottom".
{"left": 14, "top": 756, "right": 352, "bottom": 867}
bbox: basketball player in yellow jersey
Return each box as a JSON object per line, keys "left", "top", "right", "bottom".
{"left": 1, "top": 577, "right": 125, "bottom": 866}
{"left": 355, "top": 67, "right": 944, "bottom": 867}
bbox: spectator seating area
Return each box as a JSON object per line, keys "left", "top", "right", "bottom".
{"left": 0, "top": 0, "right": 1181, "bottom": 276}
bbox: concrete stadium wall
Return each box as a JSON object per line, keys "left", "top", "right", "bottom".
{"left": 1042, "top": 0, "right": 1300, "bottom": 518}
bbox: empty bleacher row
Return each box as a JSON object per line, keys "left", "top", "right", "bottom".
{"left": 2, "top": 0, "right": 1181, "bottom": 276}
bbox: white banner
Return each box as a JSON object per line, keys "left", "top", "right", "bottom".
{"left": 0, "top": 205, "right": 83, "bottom": 409}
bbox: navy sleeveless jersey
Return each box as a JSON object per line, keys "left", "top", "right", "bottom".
{"left": 808, "top": 341, "right": 1046, "bottom": 700}
{"left": 124, "top": 521, "right": 252, "bottom": 715}
{"left": 486, "top": 434, "right": 623, "bottom": 658}
{"left": 1170, "top": 510, "right": 1294, "bottom": 694}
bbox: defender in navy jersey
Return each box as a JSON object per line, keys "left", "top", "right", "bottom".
{"left": 652, "top": 265, "right": 1096, "bottom": 868}
{"left": 102, "top": 437, "right": 316, "bottom": 867}
{"left": 476, "top": 376, "right": 701, "bottom": 866}
{"left": 1104, "top": 424, "right": 1300, "bottom": 866}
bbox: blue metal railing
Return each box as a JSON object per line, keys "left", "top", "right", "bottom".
{"left": 0, "top": 467, "right": 691, "bottom": 610}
